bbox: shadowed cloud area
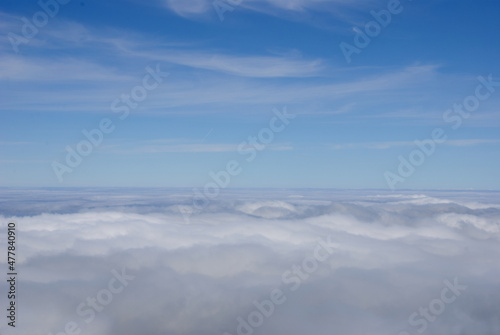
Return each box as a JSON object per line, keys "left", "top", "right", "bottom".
{"left": 0, "top": 188, "right": 499, "bottom": 334}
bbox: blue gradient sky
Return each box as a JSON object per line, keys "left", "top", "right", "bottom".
{"left": 1, "top": 0, "right": 499, "bottom": 189}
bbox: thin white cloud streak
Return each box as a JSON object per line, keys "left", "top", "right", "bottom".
{"left": 163, "top": 0, "right": 378, "bottom": 23}
{"left": 244, "top": 0, "right": 368, "bottom": 11}
{"left": 163, "top": 0, "right": 213, "bottom": 16}
{"left": 0, "top": 159, "right": 51, "bottom": 163}
{"left": 237, "top": 0, "right": 381, "bottom": 27}
{"left": 152, "top": 52, "right": 325, "bottom": 78}
{"left": 0, "top": 141, "right": 36, "bottom": 145}
{"left": 0, "top": 55, "right": 135, "bottom": 82}
{"left": 0, "top": 51, "right": 324, "bottom": 82}
{"left": 444, "top": 139, "right": 500, "bottom": 147}
{"left": 101, "top": 139, "right": 293, "bottom": 154}
{"left": 330, "top": 139, "right": 500, "bottom": 150}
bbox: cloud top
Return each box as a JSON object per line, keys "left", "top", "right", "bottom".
{"left": 1, "top": 188, "right": 499, "bottom": 335}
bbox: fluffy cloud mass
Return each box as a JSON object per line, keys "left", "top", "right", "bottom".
{"left": 1, "top": 189, "right": 499, "bottom": 335}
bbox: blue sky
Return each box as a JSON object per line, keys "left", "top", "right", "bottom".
{"left": 1, "top": 0, "right": 499, "bottom": 189}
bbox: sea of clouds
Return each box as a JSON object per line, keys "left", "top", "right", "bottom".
{"left": 0, "top": 188, "right": 499, "bottom": 335}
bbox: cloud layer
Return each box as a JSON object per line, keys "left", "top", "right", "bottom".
{"left": 1, "top": 189, "right": 499, "bottom": 334}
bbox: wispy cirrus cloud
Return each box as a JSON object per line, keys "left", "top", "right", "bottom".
{"left": 0, "top": 15, "right": 443, "bottom": 116}
{"left": 0, "top": 13, "right": 324, "bottom": 80}
{"left": 101, "top": 139, "right": 293, "bottom": 154}
{"left": 162, "top": 0, "right": 378, "bottom": 21}
{"left": 153, "top": 52, "right": 325, "bottom": 78}
{"left": 0, "top": 55, "right": 135, "bottom": 82}
{"left": 330, "top": 139, "right": 500, "bottom": 150}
